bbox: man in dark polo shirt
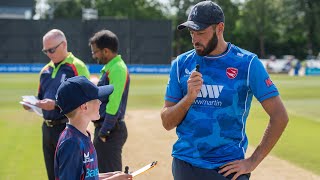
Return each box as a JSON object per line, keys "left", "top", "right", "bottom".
{"left": 89, "top": 29, "right": 130, "bottom": 173}
{"left": 22, "top": 29, "right": 90, "bottom": 180}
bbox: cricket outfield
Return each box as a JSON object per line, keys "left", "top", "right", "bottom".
{"left": 0, "top": 74, "right": 319, "bottom": 179}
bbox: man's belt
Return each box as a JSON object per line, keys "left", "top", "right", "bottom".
{"left": 93, "top": 118, "right": 124, "bottom": 128}
{"left": 44, "top": 118, "right": 68, "bottom": 127}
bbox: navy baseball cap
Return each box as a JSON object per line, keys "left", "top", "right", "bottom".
{"left": 56, "top": 76, "right": 114, "bottom": 114}
{"left": 177, "top": 1, "right": 224, "bottom": 31}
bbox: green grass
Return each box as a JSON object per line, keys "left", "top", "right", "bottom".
{"left": 0, "top": 74, "right": 319, "bottom": 179}
{"left": 247, "top": 75, "right": 320, "bottom": 174}
{"left": 0, "top": 74, "right": 46, "bottom": 179}
{"left": 127, "top": 74, "right": 168, "bottom": 109}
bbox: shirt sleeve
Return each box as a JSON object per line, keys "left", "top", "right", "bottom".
{"left": 165, "top": 59, "right": 183, "bottom": 103}
{"left": 55, "top": 140, "right": 84, "bottom": 180}
{"left": 249, "top": 56, "right": 279, "bottom": 102}
{"left": 99, "top": 64, "right": 128, "bottom": 135}
{"left": 105, "top": 64, "right": 127, "bottom": 115}
{"left": 75, "top": 62, "right": 90, "bottom": 78}
{"left": 37, "top": 64, "right": 50, "bottom": 100}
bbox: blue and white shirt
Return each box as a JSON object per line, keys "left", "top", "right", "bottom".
{"left": 165, "top": 43, "right": 279, "bottom": 169}
{"left": 54, "top": 124, "right": 99, "bottom": 180}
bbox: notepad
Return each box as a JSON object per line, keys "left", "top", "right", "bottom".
{"left": 20, "top": 95, "right": 43, "bottom": 117}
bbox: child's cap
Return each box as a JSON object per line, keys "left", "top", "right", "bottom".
{"left": 55, "top": 76, "right": 114, "bottom": 114}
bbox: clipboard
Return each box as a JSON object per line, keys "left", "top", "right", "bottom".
{"left": 130, "top": 161, "right": 157, "bottom": 177}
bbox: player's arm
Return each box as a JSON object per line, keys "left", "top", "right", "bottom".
{"left": 99, "top": 172, "right": 132, "bottom": 180}
{"left": 219, "top": 57, "right": 289, "bottom": 179}
{"left": 247, "top": 57, "right": 288, "bottom": 167}
{"left": 161, "top": 71, "right": 203, "bottom": 130}
{"left": 99, "top": 66, "right": 128, "bottom": 140}
{"left": 248, "top": 96, "right": 288, "bottom": 168}
{"left": 219, "top": 96, "right": 288, "bottom": 180}
{"left": 35, "top": 65, "right": 56, "bottom": 110}
{"left": 75, "top": 61, "right": 90, "bottom": 78}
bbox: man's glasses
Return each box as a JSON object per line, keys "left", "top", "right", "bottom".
{"left": 91, "top": 49, "right": 101, "bottom": 55}
{"left": 42, "top": 41, "right": 63, "bottom": 54}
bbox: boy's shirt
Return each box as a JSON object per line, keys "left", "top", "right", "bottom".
{"left": 54, "top": 124, "right": 99, "bottom": 180}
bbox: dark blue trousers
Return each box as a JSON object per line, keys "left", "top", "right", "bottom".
{"left": 42, "top": 122, "right": 66, "bottom": 180}
{"left": 172, "top": 157, "right": 250, "bottom": 180}
{"left": 93, "top": 121, "right": 128, "bottom": 173}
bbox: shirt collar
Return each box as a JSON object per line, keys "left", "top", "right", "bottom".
{"left": 101, "top": 55, "right": 122, "bottom": 73}
{"left": 48, "top": 52, "right": 74, "bottom": 67}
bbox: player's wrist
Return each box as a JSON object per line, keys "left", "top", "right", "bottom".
{"left": 98, "top": 130, "right": 111, "bottom": 138}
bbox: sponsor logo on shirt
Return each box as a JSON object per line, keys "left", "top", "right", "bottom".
{"left": 185, "top": 68, "right": 192, "bottom": 75}
{"left": 194, "top": 99, "right": 222, "bottom": 106}
{"left": 60, "top": 73, "right": 66, "bottom": 83}
{"left": 83, "top": 152, "right": 94, "bottom": 164}
{"left": 197, "top": 85, "right": 224, "bottom": 98}
{"left": 226, "top": 67, "right": 238, "bottom": 79}
{"left": 195, "top": 84, "right": 224, "bottom": 107}
{"left": 237, "top": 52, "right": 244, "bottom": 57}
{"left": 184, "top": 67, "right": 197, "bottom": 76}
{"left": 86, "top": 168, "right": 99, "bottom": 178}
{"left": 265, "top": 77, "right": 273, "bottom": 87}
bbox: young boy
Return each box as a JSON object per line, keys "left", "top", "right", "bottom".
{"left": 54, "top": 76, "right": 132, "bottom": 180}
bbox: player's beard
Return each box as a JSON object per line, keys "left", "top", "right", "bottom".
{"left": 96, "top": 55, "right": 107, "bottom": 65}
{"left": 195, "top": 31, "right": 218, "bottom": 56}
{"left": 97, "top": 58, "right": 103, "bottom": 65}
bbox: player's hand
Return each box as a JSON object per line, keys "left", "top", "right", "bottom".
{"left": 98, "top": 131, "right": 110, "bottom": 142}
{"left": 100, "top": 136, "right": 107, "bottom": 142}
{"left": 99, "top": 171, "right": 121, "bottom": 178}
{"left": 22, "top": 103, "right": 31, "bottom": 110}
{"left": 99, "top": 172, "right": 132, "bottom": 180}
{"left": 187, "top": 71, "right": 203, "bottom": 101}
{"left": 36, "top": 99, "right": 56, "bottom": 110}
{"left": 218, "top": 158, "right": 255, "bottom": 180}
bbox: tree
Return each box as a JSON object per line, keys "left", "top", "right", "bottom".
{"left": 170, "top": 0, "right": 239, "bottom": 56}
{"left": 95, "top": 0, "right": 166, "bottom": 20}
{"left": 47, "top": 0, "right": 93, "bottom": 19}
{"left": 47, "top": 0, "right": 166, "bottom": 20}
{"left": 280, "top": 0, "right": 320, "bottom": 59}
{"left": 234, "top": 0, "right": 281, "bottom": 58}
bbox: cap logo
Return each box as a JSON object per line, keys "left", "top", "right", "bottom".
{"left": 191, "top": 7, "right": 198, "bottom": 18}
{"left": 226, "top": 67, "right": 238, "bottom": 79}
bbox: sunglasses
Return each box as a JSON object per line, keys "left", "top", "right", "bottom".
{"left": 42, "top": 41, "right": 63, "bottom": 54}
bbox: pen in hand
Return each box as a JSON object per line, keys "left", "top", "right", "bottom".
{"left": 196, "top": 64, "right": 200, "bottom": 72}
{"left": 124, "top": 166, "right": 129, "bottom": 174}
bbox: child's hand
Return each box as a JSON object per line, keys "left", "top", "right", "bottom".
{"left": 99, "top": 171, "right": 132, "bottom": 180}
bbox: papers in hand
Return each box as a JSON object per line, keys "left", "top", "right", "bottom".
{"left": 20, "top": 95, "right": 43, "bottom": 117}
{"left": 131, "top": 161, "right": 157, "bottom": 177}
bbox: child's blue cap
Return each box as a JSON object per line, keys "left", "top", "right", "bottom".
{"left": 56, "top": 76, "right": 114, "bottom": 114}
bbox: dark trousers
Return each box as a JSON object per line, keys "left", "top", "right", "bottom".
{"left": 93, "top": 121, "right": 128, "bottom": 173}
{"left": 42, "top": 122, "right": 66, "bottom": 180}
{"left": 172, "top": 158, "right": 250, "bottom": 180}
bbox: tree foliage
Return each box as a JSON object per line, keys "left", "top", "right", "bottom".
{"left": 42, "top": 0, "right": 320, "bottom": 60}
{"left": 233, "top": 0, "right": 281, "bottom": 58}
{"left": 95, "top": 0, "right": 166, "bottom": 20}
{"left": 169, "top": 0, "right": 238, "bottom": 55}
